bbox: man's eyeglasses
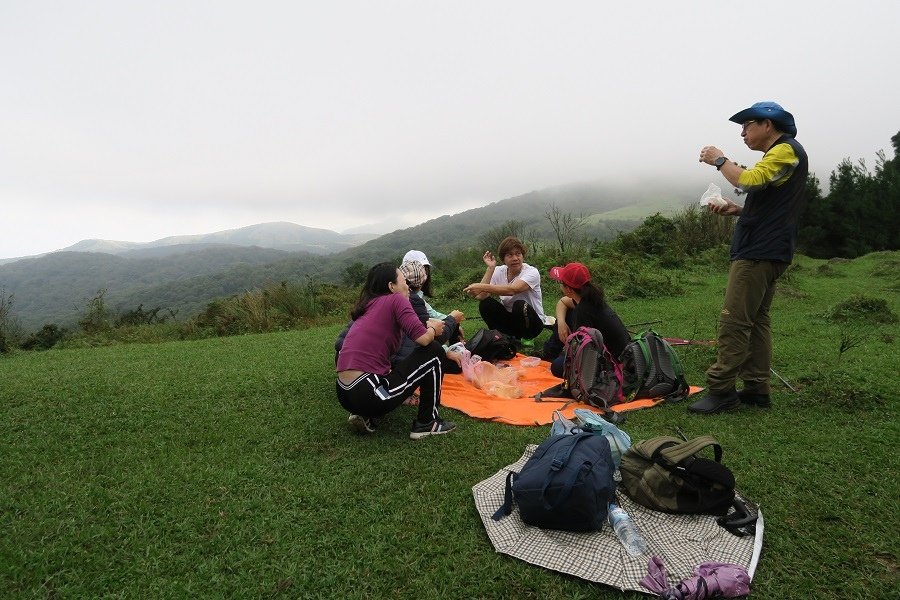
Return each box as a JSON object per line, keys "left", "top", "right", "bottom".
{"left": 741, "top": 120, "right": 759, "bottom": 132}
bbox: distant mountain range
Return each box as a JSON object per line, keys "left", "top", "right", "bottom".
{"left": 0, "top": 222, "right": 380, "bottom": 266}
{"left": 0, "top": 180, "right": 697, "bottom": 331}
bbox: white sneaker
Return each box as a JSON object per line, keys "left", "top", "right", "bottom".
{"left": 348, "top": 414, "right": 376, "bottom": 434}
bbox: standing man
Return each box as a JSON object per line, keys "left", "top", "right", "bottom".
{"left": 690, "top": 101, "right": 808, "bottom": 414}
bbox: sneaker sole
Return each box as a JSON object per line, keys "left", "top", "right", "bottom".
{"left": 409, "top": 425, "right": 457, "bottom": 440}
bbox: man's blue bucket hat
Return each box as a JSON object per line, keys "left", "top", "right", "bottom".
{"left": 729, "top": 101, "right": 797, "bottom": 136}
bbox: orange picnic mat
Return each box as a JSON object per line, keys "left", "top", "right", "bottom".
{"left": 440, "top": 354, "right": 703, "bottom": 426}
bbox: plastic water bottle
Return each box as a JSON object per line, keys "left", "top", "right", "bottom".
{"left": 608, "top": 503, "right": 649, "bottom": 556}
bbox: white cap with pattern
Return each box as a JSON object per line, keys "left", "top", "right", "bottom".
{"left": 402, "top": 250, "right": 430, "bottom": 266}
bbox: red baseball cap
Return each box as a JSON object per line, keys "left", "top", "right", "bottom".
{"left": 548, "top": 262, "right": 591, "bottom": 289}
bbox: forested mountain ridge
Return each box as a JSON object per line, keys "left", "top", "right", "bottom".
{"left": 329, "top": 181, "right": 696, "bottom": 270}
{"left": 0, "top": 246, "right": 319, "bottom": 331}
{"left": 0, "top": 181, "right": 699, "bottom": 331}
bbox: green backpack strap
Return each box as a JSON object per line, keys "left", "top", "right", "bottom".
{"left": 630, "top": 436, "right": 682, "bottom": 460}
{"left": 656, "top": 435, "right": 722, "bottom": 465}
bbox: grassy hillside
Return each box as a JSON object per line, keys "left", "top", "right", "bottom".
{"left": 583, "top": 197, "right": 691, "bottom": 223}
{"left": 1, "top": 252, "right": 897, "bottom": 598}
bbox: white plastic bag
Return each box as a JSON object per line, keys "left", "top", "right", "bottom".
{"left": 699, "top": 183, "right": 727, "bottom": 208}
{"left": 549, "top": 410, "right": 582, "bottom": 437}
{"left": 473, "top": 361, "right": 522, "bottom": 398}
{"left": 453, "top": 346, "right": 481, "bottom": 382}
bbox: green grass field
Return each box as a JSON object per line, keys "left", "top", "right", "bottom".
{"left": 2, "top": 253, "right": 898, "bottom": 599}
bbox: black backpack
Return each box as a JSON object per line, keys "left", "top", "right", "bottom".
{"left": 465, "top": 328, "right": 518, "bottom": 362}
{"left": 492, "top": 432, "right": 616, "bottom": 531}
{"left": 619, "top": 330, "right": 689, "bottom": 400}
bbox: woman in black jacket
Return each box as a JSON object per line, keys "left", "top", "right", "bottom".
{"left": 542, "top": 262, "right": 631, "bottom": 378}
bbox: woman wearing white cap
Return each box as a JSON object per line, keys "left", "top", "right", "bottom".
{"left": 543, "top": 262, "right": 630, "bottom": 378}
{"left": 394, "top": 259, "right": 463, "bottom": 375}
{"left": 336, "top": 262, "right": 457, "bottom": 439}
{"left": 402, "top": 250, "right": 465, "bottom": 340}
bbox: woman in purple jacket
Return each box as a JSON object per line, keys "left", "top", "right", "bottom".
{"left": 336, "top": 262, "right": 458, "bottom": 440}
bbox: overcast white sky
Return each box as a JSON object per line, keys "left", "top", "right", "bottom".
{"left": 2, "top": 1, "right": 898, "bottom": 259}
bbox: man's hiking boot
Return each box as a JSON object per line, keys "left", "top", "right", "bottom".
{"left": 738, "top": 389, "right": 771, "bottom": 408}
{"left": 409, "top": 418, "right": 457, "bottom": 440}
{"left": 688, "top": 388, "right": 740, "bottom": 414}
{"left": 348, "top": 414, "right": 377, "bottom": 434}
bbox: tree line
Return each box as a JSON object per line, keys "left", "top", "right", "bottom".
{"left": 799, "top": 131, "right": 900, "bottom": 258}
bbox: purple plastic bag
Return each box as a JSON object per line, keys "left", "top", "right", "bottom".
{"left": 640, "top": 556, "right": 751, "bottom": 599}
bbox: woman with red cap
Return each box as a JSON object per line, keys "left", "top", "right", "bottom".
{"left": 542, "top": 262, "right": 631, "bottom": 378}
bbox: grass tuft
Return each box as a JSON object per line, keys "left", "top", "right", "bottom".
{"left": 824, "top": 294, "right": 898, "bottom": 323}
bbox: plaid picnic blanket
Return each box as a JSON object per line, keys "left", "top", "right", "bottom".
{"left": 472, "top": 445, "right": 763, "bottom": 593}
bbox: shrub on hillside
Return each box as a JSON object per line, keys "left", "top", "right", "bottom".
{"left": 869, "top": 253, "right": 900, "bottom": 282}
{"left": 115, "top": 304, "right": 173, "bottom": 327}
{"left": 583, "top": 253, "right": 630, "bottom": 291}
{"left": 191, "top": 280, "right": 327, "bottom": 336}
{"left": 796, "top": 368, "right": 886, "bottom": 411}
{"left": 693, "top": 244, "right": 732, "bottom": 271}
{"left": 435, "top": 265, "right": 488, "bottom": 304}
{"left": 615, "top": 213, "right": 676, "bottom": 258}
{"left": 671, "top": 204, "right": 734, "bottom": 256}
{"left": 78, "top": 289, "right": 113, "bottom": 334}
{"left": 477, "top": 220, "right": 530, "bottom": 255}
{"left": 618, "top": 265, "right": 684, "bottom": 299}
{"left": 20, "top": 324, "right": 69, "bottom": 351}
{"left": 612, "top": 207, "right": 734, "bottom": 267}
{"left": 315, "top": 283, "right": 357, "bottom": 318}
{"left": 815, "top": 263, "right": 844, "bottom": 277}
{"left": 0, "top": 290, "right": 22, "bottom": 354}
{"left": 824, "top": 295, "right": 898, "bottom": 324}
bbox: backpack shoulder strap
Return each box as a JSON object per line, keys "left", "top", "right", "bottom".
{"left": 656, "top": 435, "right": 722, "bottom": 465}
{"left": 540, "top": 435, "right": 596, "bottom": 510}
{"left": 636, "top": 332, "right": 652, "bottom": 371}
{"left": 491, "top": 471, "right": 517, "bottom": 521}
{"left": 631, "top": 436, "right": 682, "bottom": 460}
{"left": 534, "top": 382, "right": 572, "bottom": 401}
{"left": 647, "top": 331, "right": 676, "bottom": 380}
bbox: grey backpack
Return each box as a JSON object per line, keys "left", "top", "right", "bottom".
{"left": 619, "top": 330, "right": 689, "bottom": 400}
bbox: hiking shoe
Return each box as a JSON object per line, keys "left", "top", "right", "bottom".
{"left": 409, "top": 418, "right": 457, "bottom": 440}
{"left": 348, "top": 414, "right": 377, "bottom": 434}
{"left": 738, "top": 389, "right": 772, "bottom": 408}
{"left": 688, "top": 389, "right": 740, "bottom": 414}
